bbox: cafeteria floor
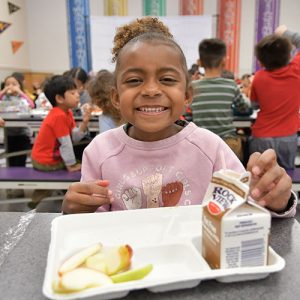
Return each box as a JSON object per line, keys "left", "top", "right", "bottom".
{"left": 0, "top": 189, "right": 63, "bottom": 213}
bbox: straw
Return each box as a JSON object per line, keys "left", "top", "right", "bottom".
{"left": 161, "top": 209, "right": 177, "bottom": 241}
{"left": 220, "top": 150, "right": 227, "bottom": 170}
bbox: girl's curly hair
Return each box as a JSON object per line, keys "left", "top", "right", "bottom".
{"left": 111, "top": 17, "right": 189, "bottom": 86}
{"left": 112, "top": 17, "right": 173, "bottom": 62}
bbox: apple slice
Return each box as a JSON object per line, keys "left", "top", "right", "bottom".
{"left": 111, "top": 264, "right": 153, "bottom": 283}
{"left": 58, "top": 267, "right": 112, "bottom": 292}
{"left": 85, "top": 252, "right": 107, "bottom": 273}
{"left": 103, "top": 244, "right": 133, "bottom": 276}
{"left": 52, "top": 279, "right": 67, "bottom": 294}
{"left": 85, "top": 244, "right": 133, "bottom": 276}
{"left": 58, "top": 243, "right": 102, "bottom": 275}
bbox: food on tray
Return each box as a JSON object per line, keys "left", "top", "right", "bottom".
{"left": 53, "top": 268, "right": 113, "bottom": 293}
{"left": 85, "top": 245, "right": 132, "bottom": 275}
{"left": 58, "top": 243, "right": 102, "bottom": 275}
{"left": 111, "top": 264, "right": 153, "bottom": 283}
{"left": 202, "top": 169, "right": 271, "bottom": 269}
{"left": 91, "top": 105, "right": 102, "bottom": 116}
{"left": 53, "top": 243, "right": 153, "bottom": 294}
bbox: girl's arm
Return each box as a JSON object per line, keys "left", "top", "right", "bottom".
{"left": 18, "top": 90, "right": 35, "bottom": 108}
{"left": 62, "top": 180, "right": 113, "bottom": 214}
{"left": 0, "top": 86, "right": 9, "bottom": 99}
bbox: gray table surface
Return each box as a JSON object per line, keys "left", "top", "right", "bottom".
{"left": 0, "top": 211, "right": 299, "bottom": 300}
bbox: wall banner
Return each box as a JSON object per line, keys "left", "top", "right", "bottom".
{"left": 8, "top": 2, "right": 20, "bottom": 14}
{"left": 0, "top": 21, "right": 11, "bottom": 34}
{"left": 104, "top": 0, "right": 127, "bottom": 16}
{"left": 11, "top": 41, "right": 23, "bottom": 54}
{"left": 143, "top": 0, "right": 166, "bottom": 16}
{"left": 67, "top": 0, "right": 92, "bottom": 71}
{"left": 253, "top": 0, "right": 280, "bottom": 72}
{"left": 217, "top": 0, "right": 241, "bottom": 75}
{"left": 180, "top": 0, "right": 204, "bottom": 15}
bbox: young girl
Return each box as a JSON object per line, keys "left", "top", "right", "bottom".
{"left": 0, "top": 75, "right": 34, "bottom": 166}
{"left": 87, "top": 69, "right": 123, "bottom": 133}
{"left": 62, "top": 17, "right": 296, "bottom": 217}
{"left": 66, "top": 67, "right": 91, "bottom": 106}
{"left": 0, "top": 75, "right": 34, "bottom": 109}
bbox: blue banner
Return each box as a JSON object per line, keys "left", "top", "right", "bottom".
{"left": 67, "top": 0, "right": 92, "bottom": 72}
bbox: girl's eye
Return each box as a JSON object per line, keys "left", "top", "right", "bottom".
{"left": 161, "top": 77, "right": 177, "bottom": 84}
{"left": 125, "top": 78, "right": 142, "bottom": 84}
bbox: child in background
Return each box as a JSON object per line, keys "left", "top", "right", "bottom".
{"left": 11, "top": 72, "right": 36, "bottom": 102}
{"left": 31, "top": 75, "right": 91, "bottom": 172}
{"left": 0, "top": 75, "right": 34, "bottom": 109}
{"left": 191, "top": 38, "right": 250, "bottom": 161}
{"left": 66, "top": 67, "right": 91, "bottom": 106}
{"left": 250, "top": 25, "right": 300, "bottom": 170}
{"left": 34, "top": 80, "right": 53, "bottom": 110}
{"left": 188, "top": 63, "right": 202, "bottom": 81}
{"left": 62, "top": 17, "right": 296, "bottom": 218}
{"left": 240, "top": 73, "right": 252, "bottom": 98}
{"left": 0, "top": 74, "right": 34, "bottom": 167}
{"left": 87, "top": 69, "right": 123, "bottom": 133}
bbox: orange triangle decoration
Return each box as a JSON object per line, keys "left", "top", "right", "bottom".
{"left": 11, "top": 41, "right": 24, "bottom": 54}
{"left": 8, "top": 2, "right": 20, "bottom": 14}
{"left": 0, "top": 21, "right": 11, "bottom": 34}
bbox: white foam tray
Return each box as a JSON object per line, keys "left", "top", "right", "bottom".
{"left": 43, "top": 205, "right": 285, "bottom": 300}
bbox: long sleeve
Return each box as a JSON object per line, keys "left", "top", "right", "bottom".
{"left": 71, "top": 127, "right": 87, "bottom": 143}
{"left": 58, "top": 135, "right": 76, "bottom": 166}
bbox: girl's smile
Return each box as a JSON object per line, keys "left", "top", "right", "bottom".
{"left": 112, "top": 41, "right": 192, "bottom": 142}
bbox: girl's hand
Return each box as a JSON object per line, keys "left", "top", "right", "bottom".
{"left": 62, "top": 180, "right": 113, "bottom": 214}
{"left": 13, "top": 85, "right": 22, "bottom": 95}
{"left": 0, "top": 117, "right": 5, "bottom": 127}
{"left": 247, "top": 149, "right": 292, "bottom": 212}
{"left": 1, "top": 86, "right": 10, "bottom": 95}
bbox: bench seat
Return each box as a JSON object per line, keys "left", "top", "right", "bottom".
{"left": 0, "top": 167, "right": 81, "bottom": 190}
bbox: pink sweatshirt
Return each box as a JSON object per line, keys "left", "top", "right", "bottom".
{"left": 81, "top": 122, "right": 296, "bottom": 217}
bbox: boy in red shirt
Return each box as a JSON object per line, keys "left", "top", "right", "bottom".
{"left": 31, "top": 75, "right": 91, "bottom": 172}
{"left": 250, "top": 25, "right": 300, "bottom": 170}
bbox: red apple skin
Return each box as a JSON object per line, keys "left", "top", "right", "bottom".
{"left": 118, "top": 245, "right": 133, "bottom": 272}
{"left": 126, "top": 245, "right": 133, "bottom": 260}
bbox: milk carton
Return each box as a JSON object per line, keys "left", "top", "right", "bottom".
{"left": 202, "top": 169, "right": 271, "bottom": 269}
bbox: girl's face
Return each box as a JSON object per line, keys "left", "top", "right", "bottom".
{"left": 74, "top": 78, "right": 84, "bottom": 95}
{"left": 112, "top": 41, "right": 192, "bottom": 142}
{"left": 5, "top": 77, "right": 21, "bottom": 95}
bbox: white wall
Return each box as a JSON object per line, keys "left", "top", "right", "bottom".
{"left": 280, "top": 0, "right": 300, "bottom": 30}
{"left": 26, "top": 0, "right": 70, "bottom": 74}
{"left": 0, "top": 0, "right": 30, "bottom": 79}
{"left": 239, "top": 0, "right": 256, "bottom": 76}
{"left": 1, "top": 0, "right": 300, "bottom": 80}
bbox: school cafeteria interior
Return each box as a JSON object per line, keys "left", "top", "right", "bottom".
{"left": 0, "top": 1, "right": 300, "bottom": 300}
